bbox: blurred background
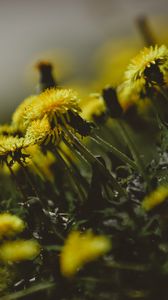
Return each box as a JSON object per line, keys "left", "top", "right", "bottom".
{"left": 0, "top": 0, "right": 168, "bottom": 121}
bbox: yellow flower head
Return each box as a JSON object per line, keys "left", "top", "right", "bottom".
{"left": 12, "top": 95, "right": 38, "bottom": 132}
{"left": 60, "top": 231, "right": 111, "bottom": 277}
{"left": 0, "top": 240, "right": 40, "bottom": 262}
{"left": 142, "top": 185, "right": 168, "bottom": 211}
{"left": 0, "top": 135, "right": 26, "bottom": 161}
{"left": 0, "top": 213, "right": 25, "bottom": 238}
{"left": 125, "top": 45, "right": 168, "bottom": 85}
{"left": 118, "top": 81, "right": 144, "bottom": 111}
{"left": 80, "top": 94, "right": 106, "bottom": 121}
{"left": 24, "top": 88, "right": 81, "bottom": 125}
{"left": 24, "top": 116, "right": 51, "bottom": 146}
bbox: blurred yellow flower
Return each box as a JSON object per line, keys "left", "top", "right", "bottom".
{"left": 80, "top": 94, "right": 105, "bottom": 121}
{"left": 12, "top": 95, "right": 38, "bottom": 132}
{"left": 0, "top": 213, "right": 25, "bottom": 238}
{"left": 26, "top": 145, "right": 55, "bottom": 182}
{"left": 0, "top": 240, "right": 40, "bottom": 262}
{"left": 60, "top": 231, "right": 111, "bottom": 277}
{"left": 125, "top": 45, "right": 168, "bottom": 86}
{"left": 142, "top": 185, "right": 168, "bottom": 211}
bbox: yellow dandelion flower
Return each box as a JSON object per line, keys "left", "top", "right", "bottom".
{"left": 0, "top": 135, "right": 26, "bottom": 161}
{"left": 118, "top": 80, "right": 144, "bottom": 111}
{"left": 60, "top": 231, "right": 111, "bottom": 277}
{"left": 142, "top": 185, "right": 168, "bottom": 211}
{"left": 24, "top": 88, "right": 81, "bottom": 125}
{"left": 12, "top": 95, "right": 38, "bottom": 132}
{"left": 124, "top": 45, "right": 168, "bottom": 86}
{"left": 0, "top": 213, "right": 25, "bottom": 238}
{"left": 80, "top": 94, "right": 106, "bottom": 121}
{"left": 24, "top": 116, "right": 51, "bottom": 146}
{"left": 0, "top": 240, "right": 40, "bottom": 262}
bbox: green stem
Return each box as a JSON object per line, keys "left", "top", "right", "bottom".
{"left": 5, "top": 160, "right": 27, "bottom": 202}
{"left": 54, "top": 147, "right": 85, "bottom": 202}
{"left": 64, "top": 129, "right": 127, "bottom": 198}
{"left": 63, "top": 137, "right": 90, "bottom": 166}
{"left": 0, "top": 281, "right": 55, "bottom": 300}
{"left": 158, "top": 86, "right": 168, "bottom": 102}
{"left": 59, "top": 145, "right": 90, "bottom": 191}
{"left": 106, "top": 260, "right": 150, "bottom": 272}
{"left": 90, "top": 133, "right": 137, "bottom": 170}
{"left": 118, "top": 120, "right": 148, "bottom": 182}
{"left": 18, "top": 160, "right": 40, "bottom": 199}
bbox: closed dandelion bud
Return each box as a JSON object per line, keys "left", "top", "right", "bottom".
{"left": 0, "top": 240, "right": 40, "bottom": 262}
{"left": 142, "top": 185, "right": 168, "bottom": 211}
{"left": 102, "top": 87, "right": 123, "bottom": 118}
{"left": 0, "top": 213, "right": 25, "bottom": 239}
{"left": 68, "top": 111, "right": 94, "bottom": 136}
{"left": 60, "top": 231, "right": 111, "bottom": 277}
{"left": 36, "top": 61, "right": 57, "bottom": 92}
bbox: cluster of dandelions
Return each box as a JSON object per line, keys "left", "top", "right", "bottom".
{"left": 1, "top": 44, "right": 168, "bottom": 286}
{"left": 0, "top": 87, "right": 87, "bottom": 185}
{"left": 0, "top": 212, "right": 111, "bottom": 279}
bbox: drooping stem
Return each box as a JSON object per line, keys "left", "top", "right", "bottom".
{"left": 53, "top": 147, "right": 86, "bottom": 202}
{"left": 158, "top": 86, "right": 168, "bottom": 103}
{"left": 63, "top": 137, "right": 90, "bottom": 166}
{"left": 58, "top": 145, "right": 90, "bottom": 191}
{"left": 18, "top": 160, "right": 40, "bottom": 199}
{"left": 90, "top": 133, "right": 137, "bottom": 170}
{"left": 63, "top": 128, "right": 127, "bottom": 198}
{"left": 118, "top": 120, "right": 148, "bottom": 183}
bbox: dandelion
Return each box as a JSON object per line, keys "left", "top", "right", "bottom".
{"left": 118, "top": 81, "right": 144, "bottom": 111}
{"left": 0, "top": 240, "right": 40, "bottom": 262}
{"left": 125, "top": 45, "right": 168, "bottom": 86}
{"left": 0, "top": 135, "right": 27, "bottom": 163}
{"left": 24, "top": 88, "right": 81, "bottom": 126}
{"left": 0, "top": 213, "right": 25, "bottom": 238}
{"left": 80, "top": 94, "right": 106, "bottom": 121}
{"left": 12, "top": 95, "right": 38, "bottom": 132}
{"left": 142, "top": 185, "right": 168, "bottom": 211}
{"left": 24, "top": 116, "right": 52, "bottom": 146}
{"left": 60, "top": 230, "right": 111, "bottom": 277}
